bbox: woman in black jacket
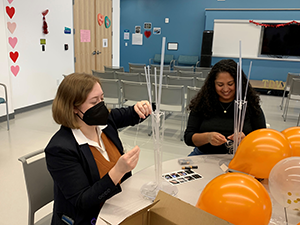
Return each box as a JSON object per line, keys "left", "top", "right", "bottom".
{"left": 45, "top": 73, "right": 151, "bottom": 224}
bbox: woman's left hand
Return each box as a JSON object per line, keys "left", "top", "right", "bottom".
{"left": 227, "top": 132, "right": 245, "bottom": 141}
{"left": 134, "top": 100, "right": 152, "bottom": 119}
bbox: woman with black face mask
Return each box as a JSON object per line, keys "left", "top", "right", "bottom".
{"left": 45, "top": 73, "right": 152, "bottom": 225}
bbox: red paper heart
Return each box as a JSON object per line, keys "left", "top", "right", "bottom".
{"left": 6, "top": 6, "right": 15, "bottom": 19}
{"left": 144, "top": 30, "right": 151, "bottom": 38}
{"left": 9, "top": 51, "right": 19, "bottom": 63}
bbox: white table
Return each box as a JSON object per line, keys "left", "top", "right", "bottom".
{"left": 97, "top": 155, "right": 300, "bottom": 225}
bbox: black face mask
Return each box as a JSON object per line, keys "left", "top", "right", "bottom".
{"left": 77, "top": 101, "right": 109, "bottom": 126}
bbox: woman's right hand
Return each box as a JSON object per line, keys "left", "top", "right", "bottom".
{"left": 109, "top": 146, "right": 140, "bottom": 185}
{"left": 208, "top": 132, "right": 227, "bottom": 146}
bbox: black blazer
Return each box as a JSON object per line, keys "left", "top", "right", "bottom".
{"left": 45, "top": 106, "right": 142, "bottom": 225}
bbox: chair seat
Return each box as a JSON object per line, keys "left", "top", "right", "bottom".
{"left": 160, "top": 104, "right": 182, "bottom": 112}
{"left": 35, "top": 212, "right": 52, "bottom": 225}
{"left": 0, "top": 97, "right": 5, "bottom": 104}
{"left": 289, "top": 94, "right": 300, "bottom": 100}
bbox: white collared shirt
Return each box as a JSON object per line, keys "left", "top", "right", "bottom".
{"left": 72, "top": 125, "right": 110, "bottom": 161}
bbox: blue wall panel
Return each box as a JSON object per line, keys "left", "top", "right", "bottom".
{"left": 120, "top": 0, "right": 300, "bottom": 80}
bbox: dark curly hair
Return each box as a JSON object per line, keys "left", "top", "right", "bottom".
{"left": 188, "top": 59, "right": 261, "bottom": 118}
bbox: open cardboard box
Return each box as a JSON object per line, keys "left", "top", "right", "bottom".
{"left": 103, "top": 190, "right": 232, "bottom": 225}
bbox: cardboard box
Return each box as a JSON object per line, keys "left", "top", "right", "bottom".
{"left": 103, "top": 191, "right": 232, "bottom": 225}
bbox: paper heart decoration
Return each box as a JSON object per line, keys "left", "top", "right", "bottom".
{"left": 97, "top": 13, "right": 104, "bottom": 26}
{"left": 11, "top": 65, "right": 19, "bottom": 76}
{"left": 42, "top": 9, "right": 49, "bottom": 16}
{"left": 7, "top": 22, "right": 16, "bottom": 34}
{"left": 8, "top": 37, "right": 17, "bottom": 48}
{"left": 6, "top": 6, "right": 15, "bottom": 19}
{"left": 8, "top": 0, "right": 13, "bottom": 4}
{"left": 105, "top": 16, "right": 111, "bottom": 28}
{"left": 144, "top": 30, "right": 151, "bottom": 38}
{"left": 9, "top": 51, "right": 19, "bottom": 63}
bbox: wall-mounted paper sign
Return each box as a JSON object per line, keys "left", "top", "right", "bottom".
{"left": 124, "top": 33, "right": 129, "bottom": 40}
{"left": 132, "top": 33, "right": 143, "bottom": 45}
{"left": 144, "top": 22, "right": 152, "bottom": 30}
{"left": 168, "top": 42, "right": 178, "bottom": 51}
{"left": 135, "top": 26, "right": 141, "bottom": 34}
{"left": 40, "top": 38, "right": 46, "bottom": 45}
{"left": 153, "top": 27, "right": 161, "bottom": 35}
{"left": 64, "top": 27, "right": 71, "bottom": 34}
{"left": 124, "top": 29, "right": 130, "bottom": 40}
{"left": 80, "top": 29, "right": 90, "bottom": 42}
{"left": 103, "top": 39, "right": 108, "bottom": 48}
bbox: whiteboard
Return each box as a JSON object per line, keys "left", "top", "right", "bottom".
{"left": 212, "top": 20, "right": 262, "bottom": 58}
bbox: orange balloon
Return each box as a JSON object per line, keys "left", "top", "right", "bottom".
{"left": 196, "top": 173, "right": 272, "bottom": 225}
{"left": 281, "top": 127, "right": 300, "bottom": 156}
{"left": 229, "top": 128, "right": 291, "bottom": 179}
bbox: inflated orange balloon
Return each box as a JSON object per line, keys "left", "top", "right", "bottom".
{"left": 281, "top": 127, "right": 300, "bottom": 156}
{"left": 196, "top": 173, "right": 272, "bottom": 225}
{"left": 229, "top": 128, "right": 291, "bottom": 179}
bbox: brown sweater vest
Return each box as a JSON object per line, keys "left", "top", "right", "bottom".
{"left": 89, "top": 133, "right": 121, "bottom": 178}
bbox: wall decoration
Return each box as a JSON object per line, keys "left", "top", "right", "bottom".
{"left": 6, "top": 6, "right": 15, "bottom": 19}
{"left": 40, "top": 39, "right": 46, "bottom": 45}
{"left": 64, "top": 27, "right": 71, "bottom": 34}
{"left": 132, "top": 33, "right": 143, "bottom": 45}
{"left": 167, "top": 42, "right": 178, "bottom": 51}
{"left": 153, "top": 27, "right": 161, "bottom": 35}
{"left": 97, "top": 13, "right": 104, "bottom": 26}
{"left": 80, "top": 30, "right": 90, "bottom": 42}
{"left": 124, "top": 29, "right": 130, "bottom": 40}
{"left": 135, "top": 26, "right": 141, "bottom": 34}
{"left": 104, "top": 16, "right": 111, "bottom": 28}
{"left": 8, "top": 37, "right": 17, "bottom": 48}
{"left": 249, "top": 20, "right": 300, "bottom": 27}
{"left": 42, "top": 9, "right": 49, "bottom": 34}
{"left": 6, "top": 1, "right": 19, "bottom": 77}
{"left": 144, "top": 22, "right": 152, "bottom": 30}
{"left": 9, "top": 51, "right": 19, "bottom": 63}
{"left": 11, "top": 65, "right": 19, "bottom": 77}
{"left": 7, "top": 22, "right": 16, "bottom": 34}
{"left": 144, "top": 30, "right": 151, "bottom": 38}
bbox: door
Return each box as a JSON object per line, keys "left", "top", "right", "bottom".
{"left": 73, "top": 0, "right": 112, "bottom": 73}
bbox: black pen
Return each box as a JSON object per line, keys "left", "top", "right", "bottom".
{"left": 182, "top": 166, "right": 198, "bottom": 169}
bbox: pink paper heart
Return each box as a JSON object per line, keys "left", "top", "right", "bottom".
{"left": 7, "top": 22, "right": 16, "bottom": 34}
{"left": 11, "top": 65, "right": 19, "bottom": 76}
{"left": 7, "top": 0, "right": 13, "bottom": 4}
{"left": 8, "top": 37, "right": 17, "bottom": 48}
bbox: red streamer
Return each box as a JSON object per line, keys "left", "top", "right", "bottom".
{"left": 249, "top": 20, "right": 300, "bottom": 28}
{"left": 42, "top": 9, "right": 49, "bottom": 34}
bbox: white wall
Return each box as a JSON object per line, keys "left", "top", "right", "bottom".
{"left": 0, "top": 0, "right": 74, "bottom": 117}
{"left": 0, "top": 0, "right": 120, "bottom": 118}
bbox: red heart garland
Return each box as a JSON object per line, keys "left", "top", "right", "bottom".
{"left": 6, "top": 6, "right": 15, "bottom": 19}
{"left": 144, "top": 30, "right": 151, "bottom": 38}
{"left": 9, "top": 51, "right": 19, "bottom": 63}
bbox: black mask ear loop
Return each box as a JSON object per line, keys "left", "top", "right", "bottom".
{"left": 75, "top": 107, "right": 85, "bottom": 121}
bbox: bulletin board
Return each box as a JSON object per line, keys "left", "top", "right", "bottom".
{"left": 212, "top": 19, "right": 262, "bottom": 58}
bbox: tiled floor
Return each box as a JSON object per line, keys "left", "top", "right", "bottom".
{"left": 0, "top": 94, "right": 299, "bottom": 224}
